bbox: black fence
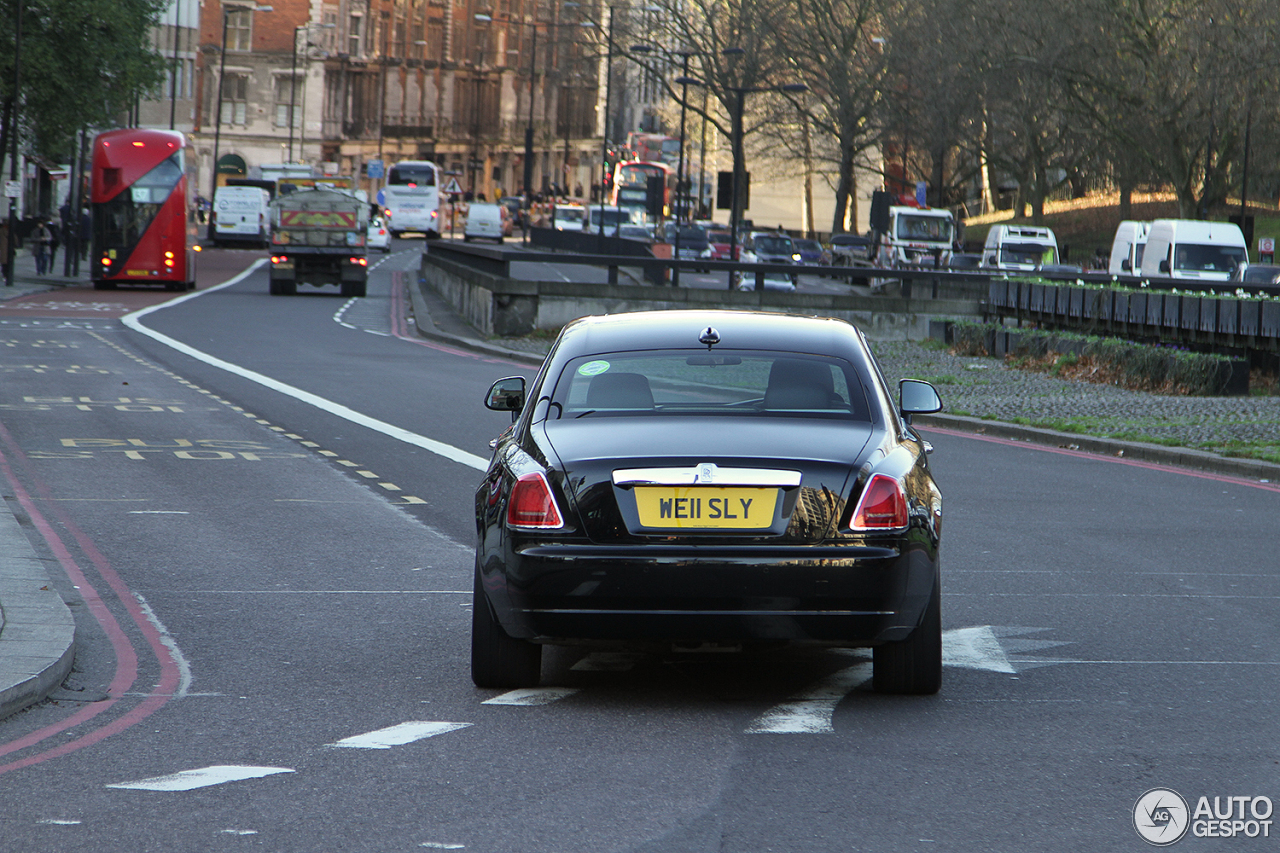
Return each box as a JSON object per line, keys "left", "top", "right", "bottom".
{"left": 987, "top": 279, "right": 1280, "bottom": 353}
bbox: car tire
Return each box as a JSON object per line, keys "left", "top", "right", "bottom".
{"left": 471, "top": 564, "right": 542, "bottom": 688}
{"left": 872, "top": 576, "right": 941, "bottom": 695}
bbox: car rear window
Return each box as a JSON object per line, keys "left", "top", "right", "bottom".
{"left": 549, "top": 350, "right": 871, "bottom": 421}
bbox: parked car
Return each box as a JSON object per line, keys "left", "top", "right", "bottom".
{"left": 464, "top": 202, "right": 506, "bottom": 243}
{"left": 554, "top": 204, "right": 586, "bottom": 230}
{"left": 948, "top": 253, "right": 982, "bottom": 270}
{"left": 672, "top": 225, "right": 711, "bottom": 261}
{"left": 1233, "top": 263, "right": 1280, "bottom": 288}
{"left": 474, "top": 310, "right": 945, "bottom": 693}
{"left": 618, "top": 223, "right": 654, "bottom": 244}
{"left": 706, "top": 230, "right": 738, "bottom": 261}
{"left": 366, "top": 216, "right": 391, "bottom": 252}
{"left": 829, "top": 232, "right": 874, "bottom": 266}
{"left": 498, "top": 196, "right": 524, "bottom": 229}
{"left": 793, "top": 238, "right": 830, "bottom": 266}
{"left": 746, "top": 231, "right": 800, "bottom": 286}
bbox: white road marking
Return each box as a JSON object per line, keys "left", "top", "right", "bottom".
{"left": 420, "top": 843, "right": 466, "bottom": 850}
{"left": 37, "top": 819, "right": 83, "bottom": 825}
{"left": 482, "top": 687, "right": 579, "bottom": 706}
{"left": 106, "top": 765, "right": 295, "bottom": 791}
{"left": 746, "top": 626, "right": 1077, "bottom": 733}
{"left": 746, "top": 662, "right": 873, "bottom": 734}
{"left": 122, "top": 264, "right": 488, "bottom": 472}
{"left": 942, "top": 625, "right": 1015, "bottom": 673}
{"left": 220, "top": 829, "right": 259, "bottom": 836}
{"left": 328, "top": 721, "right": 471, "bottom": 749}
{"left": 127, "top": 510, "right": 190, "bottom": 514}
{"left": 133, "top": 592, "right": 194, "bottom": 698}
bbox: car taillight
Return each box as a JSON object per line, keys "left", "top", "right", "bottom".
{"left": 506, "top": 472, "right": 564, "bottom": 529}
{"left": 849, "top": 473, "right": 908, "bottom": 531}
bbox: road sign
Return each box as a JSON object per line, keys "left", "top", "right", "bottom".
{"left": 1260, "top": 237, "right": 1275, "bottom": 254}
{"left": 3, "top": 180, "right": 20, "bottom": 199}
{"left": 443, "top": 177, "right": 463, "bottom": 195}
{"left": 366, "top": 160, "right": 384, "bottom": 179}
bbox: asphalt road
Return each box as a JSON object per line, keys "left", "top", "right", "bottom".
{"left": 0, "top": 240, "right": 1277, "bottom": 851}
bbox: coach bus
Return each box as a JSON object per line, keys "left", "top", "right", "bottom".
{"left": 612, "top": 160, "right": 673, "bottom": 220}
{"left": 382, "top": 160, "right": 442, "bottom": 238}
{"left": 90, "top": 128, "right": 195, "bottom": 291}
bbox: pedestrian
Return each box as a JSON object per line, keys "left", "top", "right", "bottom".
{"left": 80, "top": 207, "right": 91, "bottom": 260}
{"left": 31, "top": 219, "right": 51, "bottom": 275}
{"left": 0, "top": 218, "right": 9, "bottom": 282}
{"left": 47, "top": 219, "right": 61, "bottom": 269}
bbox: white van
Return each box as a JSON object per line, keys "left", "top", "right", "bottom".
{"left": 1139, "top": 219, "right": 1248, "bottom": 281}
{"left": 1108, "top": 221, "right": 1150, "bottom": 275}
{"left": 464, "top": 202, "right": 506, "bottom": 243}
{"left": 581, "top": 204, "right": 640, "bottom": 237}
{"left": 982, "top": 225, "right": 1059, "bottom": 272}
{"left": 211, "top": 186, "right": 271, "bottom": 247}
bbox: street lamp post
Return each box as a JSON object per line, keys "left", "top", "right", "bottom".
{"left": 597, "top": 7, "right": 614, "bottom": 246}
{"left": 210, "top": 3, "right": 272, "bottom": 240}
{"left": 5, "top": 0, "right": 22, "bottom": 287}
{"left": 720, "top": 61, "right": 806, "bottom": 285}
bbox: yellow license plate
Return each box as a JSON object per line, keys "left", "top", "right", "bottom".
{"left": 634, "top": 487, "right": 777, "bottom": 529}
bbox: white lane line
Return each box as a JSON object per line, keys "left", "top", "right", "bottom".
{"left": 106, "top": 765, "right": 295, "bottom": 791}
{"left": 746, "top": 662, "right": 873, "bottom": 734}
{"left": 133, "top": 592, "right": 195, "bottom": 699}
{"left": 420, "top": 843, "right": 466, "bottom": 850}
{"left": 121, "top": 263, "right": 488, "bottom": 472}
{"left": 482, "top": 687, "right": 579, "bottom": 706}
{"left": 328, "top": 721, "right": 471, "bottom": 749}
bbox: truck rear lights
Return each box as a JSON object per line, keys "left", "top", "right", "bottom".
{"left": 506, "top": 472, "right": 564, "bottom": 529}
{"left": 848, "top": 473, "right": 909, "bottom": 531}
{"left": 271, "top": 255, "right": 289, "bottom": 264}
{"left": 348, "top": 257, "right": 367, "bottom": 266}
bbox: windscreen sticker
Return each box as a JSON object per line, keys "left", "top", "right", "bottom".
{"left": 578, "top": 360, "right": 611, "bottom": 377}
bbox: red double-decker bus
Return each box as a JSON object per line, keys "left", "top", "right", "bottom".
{"left": 90, "top": 128, "right": 196, "bottom": 291}
{"left": 612, "top": 160, "right": 673, "bottom": 219}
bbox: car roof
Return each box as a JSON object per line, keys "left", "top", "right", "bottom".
{"left": 551, "top": 310, "right": 868, "bottom": 362}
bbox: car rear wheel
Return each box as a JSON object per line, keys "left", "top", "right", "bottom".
{"left": 873, "top": 576, "right": 941, "bottom": 695}
{"left": 471, "top": 564, "right": 542, "bottom": 688}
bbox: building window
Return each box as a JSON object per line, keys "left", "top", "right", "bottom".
{"left": 274, "top": 77, "right": 299, "bottom": 128}
{"left": 349, "top": 14, "right": 363, "bottom": 56}
{"left": 225, "top": 7, "right": 252, "bottom": 52}
{"left": 222, "top": 73, "right": 248, "bottom": 125}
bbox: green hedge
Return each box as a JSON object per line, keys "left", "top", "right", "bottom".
{"left": 950, "top": 321, "right": 1243, "bottom": 396}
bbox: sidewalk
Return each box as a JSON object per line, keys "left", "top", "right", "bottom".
{"left": 0, "top": 250, "right": 80, "bottom": 721}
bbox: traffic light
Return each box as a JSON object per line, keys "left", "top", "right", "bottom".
{"left": 646, "top": 175, "right": 665, "bottom": 219}
{"left": 716, "top": 171, "right": 750, "bottom": 210}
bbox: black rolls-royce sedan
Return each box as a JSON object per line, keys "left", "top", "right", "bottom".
{"left": 474, "top": 310, "right": 944, "bottom": 693}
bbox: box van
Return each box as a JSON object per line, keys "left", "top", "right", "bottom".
{"left": 212, "top": 186, "right": 271, "bottom": 247}
{"left": 464, "top": 202, "right": 506, "bottom": 243}
{"left": 1108, "top": 221, "right": 1150, "bottom": 275}
{"left": 581, "top": 204, "right": 640, "bottom": 237}
{"left": 1139, "top": 219, "right": 1248, "bottom": 281}
{"left": 982, "top": 225, "right": 1059, "bottom": 272}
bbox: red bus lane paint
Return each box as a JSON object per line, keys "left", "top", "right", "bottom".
{"left": 0, "top": 422, "right": 181, "bottom": 775}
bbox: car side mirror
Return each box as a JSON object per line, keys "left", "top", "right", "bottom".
{"left": 899, "top": 378, "right": 942, "bottom": 425}
{"left": 987, "top": 255, "right": 997, "bottom": 265}
{"left": 1159, "top": 260, "right": 1170, "bottom": 273}
{"left": 1120, "top": 259, "right": 1131, "bottom": 271}
{"left": 485, "top": 376, "right": 526, "bottom": 422}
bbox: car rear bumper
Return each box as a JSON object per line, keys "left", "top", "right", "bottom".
{"left": 480, "top": 541, "right": 937, "bottom": 645}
